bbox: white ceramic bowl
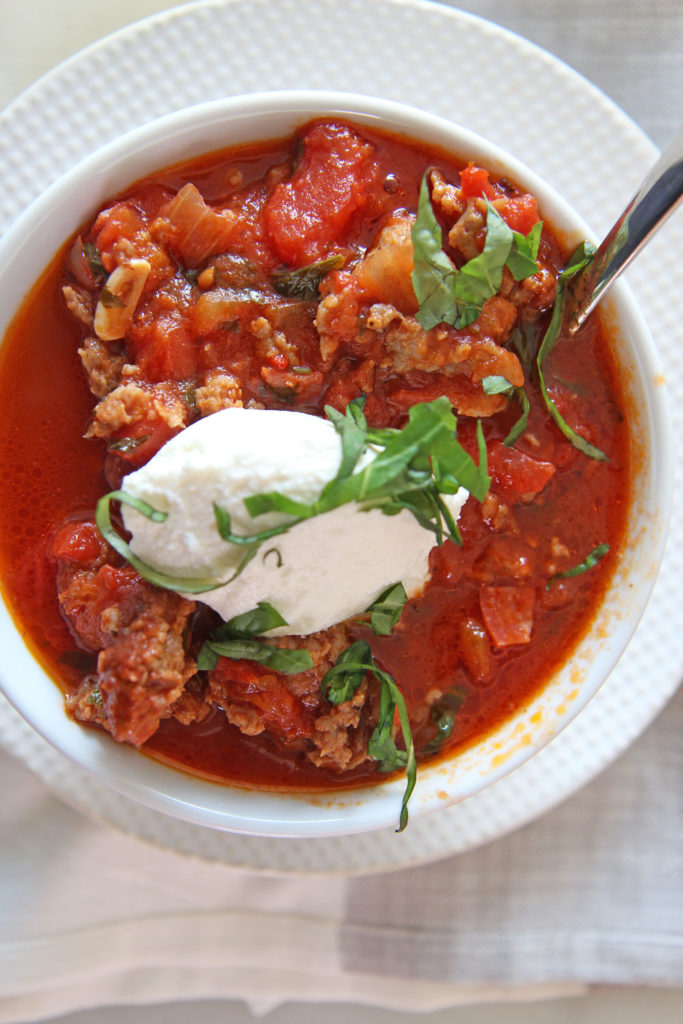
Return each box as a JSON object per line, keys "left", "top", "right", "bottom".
{"left": 0, "top": 92, "right": 673, "bottom": 837}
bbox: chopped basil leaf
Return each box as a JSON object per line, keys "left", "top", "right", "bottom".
{"left": 451, "top": 200, "right": 513, "bottom": 326}
{"left": 271, "top": 253, "right": 346, "bottom": 300}
{"left": 83, "top": 241, "right": 106, "bottom": 280}
{"left": 365, "top": 582, "right": 407, "bottom": 636}
{"left": 86, "top": 683, "right": 104, "bottom": 708}
{"left": 107, "top": 435, "right": 150, "bottom": 454}
{"left": 324, "top": 397, "right": 369, "bottom": 480}
{"left": 480, "top": 377, "right": 529, "bottom": 445}
{"left": 411, "top": 174, "right": 542, "bottom": 330}
{"left": 506, "top": 220, "right": 543, "bottom": 281}
{"left": 321, "top": 639, "right": 370, "bottom": 704}
{"left": 201, "top": 637, "right": 313, "bottom": 674}
{"left": 197, "top": 601, "right": 313, "bottom": 674}
{"left": 503, "top": 387, "right": 530, "bottom": 446}
{"left": 243, "top": 492, "right": 314, "bottom": 521}
{"left": 423, "top": 686, "right": 467, "bottom": 756}
{"left": 509, "top": 321, "right": 541, "bottom": 369}
{"left": 95, "top": 490, "right": 224, "bottom": 594}
{"left": 211, "top": 397, "right": 488, "bottom": 562}
{"left": 423, "top": 708, "right": 454, "bottom": 755}
{"left": 98, "top": 285, "right": 125, "bottom": 309}
{"left": 217, "top": 600, "right": 287, "bottom": 638}
{"left": 321, "top": 641, "right": 416, "bottom": 832}
{"left": 536, "top": 241, "right": 607, "bottom": 462}
{"left": 482, "top": 374, "right": 514, "bottom": 396}
{"left": 411, "top": 175, "right": 463, "bottom": 329}
{"left": 546, "top": 543, "right": 609, "bottom": 589}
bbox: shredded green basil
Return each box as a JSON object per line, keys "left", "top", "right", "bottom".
{"left": 83, "top": 241, "right": 106, "bottom": 281}
{"left": 107, "top": 435, "right": 150, "bottom": 454}
{"left": 365, "top": 582, "right": 408, "bottom": 636}
{"left": 481, "top": 376, "right": 530, "bottom": 447}
{"left": 95, "top": 490, "right": 224, "bottom": 594}
{"left": 321, "top": 639, "right": 416, "bottom": 832}
{"left": 423, "top": 686, "right": 468, "bottom": 756}
{"left": 98, "top": 285, "right": 125, "bottom": 309}
{"left": 411, "top": 173, "right": 542, "bottom": 330}
{"left": 546, "top": 543, "right": 610, "bottom": 589}
{"left": 271, "top": 253, "right": 346, "bottom": 300}
{"left": 197, "top": 601, "right": 314, "bottom": 673}
{"left": 213, "top": 396, "right": 489, "bottom": 558}
{"left": 536, "top": 241, "right": 607, "bottom": 462}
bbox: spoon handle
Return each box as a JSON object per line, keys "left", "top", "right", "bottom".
{"left": 564, "top": 123, "right": 683, "bottom": 333}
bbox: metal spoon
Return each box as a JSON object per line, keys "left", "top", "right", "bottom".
{"left": 562, "top": 123, "right": 683, "bottom": 335}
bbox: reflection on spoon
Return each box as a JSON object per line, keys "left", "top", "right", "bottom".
{"left": 562, "top": 123, "right": 683, "bottom": 334}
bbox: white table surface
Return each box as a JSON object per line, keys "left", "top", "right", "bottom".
{"left": 1, "top": 2, "right": 681, "bottom": 1023}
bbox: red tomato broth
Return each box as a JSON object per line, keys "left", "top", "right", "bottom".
{"left": 0, "top": 118, "right": 631, "bottom": 793}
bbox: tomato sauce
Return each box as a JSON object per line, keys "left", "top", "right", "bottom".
{"left": 0, "top": 120, "right": 631, "bottom": 792}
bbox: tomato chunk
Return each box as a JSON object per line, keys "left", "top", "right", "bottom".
{"left": 498, "top": 193, "right": 539, "bottom": 235}
{"left": 480, "top": 585, "right": 536, "bottom": 647}
{"left": 263, "top": 122, "right": 376, "bottom": 266}
{"left": 459, "top": 163, "right": 496, "bottom": 200}
{"left": 487, "top": 439, "right": 556, "bottom": 496}
{"left": 51, "top": 520, "right": 108, "bottom": 566}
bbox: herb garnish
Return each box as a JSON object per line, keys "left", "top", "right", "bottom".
{"left": 411, "top": 173, "right": 542, "bottom": 330}
{"left": 107, "top": 435, "right": 151, "bottom": 455}
{"left": 96, "top": 397, "right": 488, "bottom": 595}
{"left": 321, "top": 639, "right": 416, "bottom": 832}
{"left": 271, "top": 253, "right": 346, "bottom": 300}
{"left": 536, "top": 241, "right": 607, "bottom": 462}
{"left": 546, "top": 543, "right": 609, "bottom": 589}
{"left": 364, "top": 582, "right": 408, "bottom": 636}
{"left": 83, "top": 241, "right": 106, "bottom": 281}
{"left": 482, "top": 375, "right": 530, "bottom": 446}
{"left": 197, "top": 601, "right": 314, "bottom": 673}
{"left": 212, "top": 396, "right": 489, "bottom": 554}
{"left": 422, "top": 686, "right": 467, "bottom": 756}
{"left": 95, "top": 490, "right": 224, "bottom": 594}
{"left": 98, "top": 286, "right": 125, "bottom": 309}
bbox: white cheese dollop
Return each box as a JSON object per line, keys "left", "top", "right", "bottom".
{"left": 123, "top": 407, "right": 468, "bottom": 636}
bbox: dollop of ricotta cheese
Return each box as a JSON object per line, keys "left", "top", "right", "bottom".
{"left": 123, "top": 407, "right": 467, "bottom": 636}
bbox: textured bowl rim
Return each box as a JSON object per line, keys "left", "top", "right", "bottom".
{"left": 0, "top": 90, "right": 673, "bottom": 837}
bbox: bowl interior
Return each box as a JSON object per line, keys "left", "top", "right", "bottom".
{"left": 0, "top": 92, "right": 672, "bottom": 836}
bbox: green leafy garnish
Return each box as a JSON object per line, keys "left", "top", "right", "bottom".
{"left": 507, "top": 220, "right": 543, "bottom": 281}
{"left": 320, "top": 639, "right": 369, "bottom": 704}
{"left": 95, "top": 490, "right": 224, "bottom": 594}
{"left": 423, "top": 686, "right": 468, "bottom": 756}
{"left": 83, "top": 241, "right": 106, "bottom": 280}
{"left": 86, "top": 684, "right": 104, "bottom": 708}
{"left": 197, "top": 601, "right": 314, "bottom": 673}
{"left": 411, "top": 174, "right": 542, "bottom": 330}
{"left": 98, "top": 285, "right": 125, "bottom": 309}
{"left": 482, "top": 374, "right": 515, "bottom": 396}
{"left": 365, "top": 582, "right": 408, "bottom": 636}
{"left": 107, "top": 435, "right": 151, "bottom": 454}
{"left": 536, "top": 241, "right": 607, "bottom": 462}
{"left": 509, "top": 321, "right": 541, "bottom": 369}
{"left": 213, "top": 396, "right": 489, "bottom": 558}
{"left": 546, "top": 543, "right": 609, "bottom": 589}
{"left": 271, "top": 253, "right": 346, "bottom": 300}
{"left": 321, "top": 639, "right": 415, "bottom": 832}
{"left": 217, "top": 600, "right": 288, "bottom": 637}
{"left": 482, "top": 376, "right": 530, "bottom": 446}
{"left": 450, "top": 200, "right": 517, "bottom": 324}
